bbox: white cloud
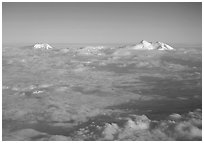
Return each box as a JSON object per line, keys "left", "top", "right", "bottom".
{"left": 169, "top": 113, "right": 182, "bottom": 120}
{"left": 102, "top": 123, "right": 120, "bottom": 140}
{"left": 99, "top": 109, "right": 202, "bottom": 141}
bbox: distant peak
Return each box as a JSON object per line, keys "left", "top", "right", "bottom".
{"left": 132, "top": 40, "right": 175, "bottom": 50}
{"left": 156, "top": 41, "right": 174, "bottom": 50}
{"left": 140, "top": 40, "right": 150, "bottom": 43}
{"left": 34, "top": 43, "right": 53, "bottom": 50}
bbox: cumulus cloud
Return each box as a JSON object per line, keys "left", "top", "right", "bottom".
{"left": 100, "top": 109, "right": 202, "bottom": 141}
{"left": 3, "top": 109, "right": 201, "bottom": 141}
{"left": 174, "top": 121, "right": 202, "bottom": 140}
{"left": 169, "top": 113, "right": 182, "bottom": 120}
{"left": 102, "top": 123, "right": 120, "bottom": 140}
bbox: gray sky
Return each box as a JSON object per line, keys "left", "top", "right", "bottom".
{"left": 2, "top": 2, "right": 202, "bottom": 44}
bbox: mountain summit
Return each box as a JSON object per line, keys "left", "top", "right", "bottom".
{"left": 132, "top": 40, "right": 154, "bottom": 50}
{"left": 154, "top": 41, "right": 174, "bottom": 50}
{"left": 34, "top": 43, "right": 53, "bottom": 50}
{"left": 132, "top": 40, "right": 174, "bottom": 50}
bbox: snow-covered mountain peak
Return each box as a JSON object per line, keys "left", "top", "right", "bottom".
{"left": 140, "top": 40, "right": 152, "bottom": 46}
{"left": 34, "top": 43, "right": 53, "bottom": 50}
{"left": 155, "top": 41, "right": 174, "bottom": 50}
{"left": 132, "top": 40, "right": 174, "bottom": 50}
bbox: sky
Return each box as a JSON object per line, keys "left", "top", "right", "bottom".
{"left": 2, "top": 2, "right": 202, "bottom": 44}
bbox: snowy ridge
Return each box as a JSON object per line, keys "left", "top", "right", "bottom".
{"left": 34, "top": 43, "right": 53, "bottom": 50}
{"left": 155, "top": 41, "right": 174, "bottom": 50}
{"left": 132, "top": 40, "right": 155, "bottom": 50}
{"left": 132, "top": 40, "right": 174, "bottom": 50}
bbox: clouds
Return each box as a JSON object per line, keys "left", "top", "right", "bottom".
{"left": 3, "top": 108, "right": 201, "bottom": 141}
{"left": 174, "top": 121, "right": 201, "bottom": 140}
{"left": 100, "top": 109, "right": 202, "bottom": 141}
{"left": 3, "top": 43, "right": 201, "bottom": 141}
{"left": 102, "top": 123, "right": 119, "bottom": 140}
{"left": 3, "top": 129, "right": 72, "bottom": 141}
